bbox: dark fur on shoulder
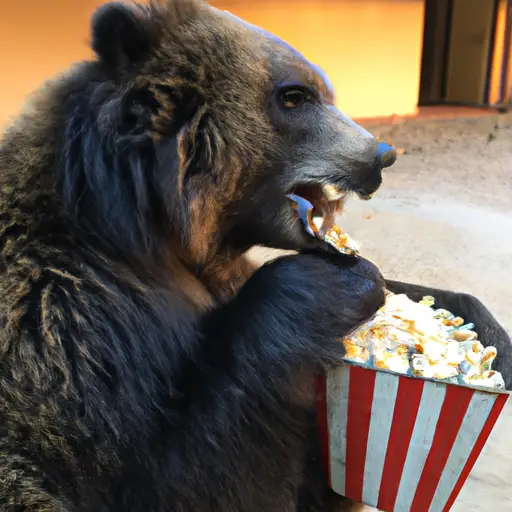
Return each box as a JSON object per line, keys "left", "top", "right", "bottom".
{"left": 0, "top": 1, "right": 395, "bottom": 510}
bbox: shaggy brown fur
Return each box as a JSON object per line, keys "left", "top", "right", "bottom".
{"left": 0, "top": 1, "right": 399, "bottom": 510}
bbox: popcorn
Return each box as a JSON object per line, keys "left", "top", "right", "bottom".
{"left": 323, "top": 224, "right": 359, "bottom": 256}
{"left": 342, "top": 292, "right": 505, "bottom": 390}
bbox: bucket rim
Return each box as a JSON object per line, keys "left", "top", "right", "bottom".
{"left": 329, "top": 360, "right": 512, "bottom": 396}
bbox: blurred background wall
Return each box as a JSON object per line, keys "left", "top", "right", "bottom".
{"left": 0, "top": 0, "right": 425, "bottom": 128}
{"left": 0, "top": 0, "right": 104, "bottom": 127}
{"left": 1, "top": 0, "right": 511, "bottom": 130}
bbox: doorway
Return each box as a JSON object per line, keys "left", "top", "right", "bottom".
{"left": 418, "top": 0, "right": 508, "bottom": 107}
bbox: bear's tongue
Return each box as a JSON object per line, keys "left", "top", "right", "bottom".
{"left": 310, "top": 200, "right": 337, "bottom": 238}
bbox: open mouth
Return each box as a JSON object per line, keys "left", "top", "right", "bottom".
{"left": 290, "top": 184, "right": 348, "bottom": 237}
{"left": 286, "top": 183, "right": 362, "bottom": 256}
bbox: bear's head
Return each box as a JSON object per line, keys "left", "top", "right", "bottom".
{"left": 61, "top": 0, "right": 396, "bottom": 269}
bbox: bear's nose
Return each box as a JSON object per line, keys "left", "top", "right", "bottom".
{"left": 376, "top": 141, "right": 397, "bottom": 169}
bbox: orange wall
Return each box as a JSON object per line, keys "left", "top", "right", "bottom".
{"left": 0, "top": 0, "right": 107, "bottom": 128}
{"left": 0, "top": 0, "right": 425, "bottom": 128}
{"left": 489, "top": 0, "right": 512, "bottom": 105}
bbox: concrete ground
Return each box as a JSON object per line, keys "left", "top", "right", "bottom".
{"left": 248, "top": 113, "right": 512, "bottom": 511}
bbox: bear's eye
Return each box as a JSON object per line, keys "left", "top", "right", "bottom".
{"left": 279, "top": 86, "right": 314, "bottom": 110}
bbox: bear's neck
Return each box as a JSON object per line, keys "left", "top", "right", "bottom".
{"left": 198, "top": 251, "right": 257, "bottom": 304}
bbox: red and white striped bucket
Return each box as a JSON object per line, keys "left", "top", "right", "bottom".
{"left": 316, "top": 364, "right": 510, "bottom": 512}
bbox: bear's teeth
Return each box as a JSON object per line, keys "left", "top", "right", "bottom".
{"left": 322, "top": 184, "right": 346, "bottom": 201}
{"left": 312, "top": 216, "right": 324, "bottom": 231}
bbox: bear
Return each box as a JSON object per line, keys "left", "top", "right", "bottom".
{"left": 0, "top": 0, "right": 403, "bottom": 510}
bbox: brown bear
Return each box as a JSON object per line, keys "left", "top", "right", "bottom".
{"left": 0, "top": 1, "right": 398, "bottom": 510}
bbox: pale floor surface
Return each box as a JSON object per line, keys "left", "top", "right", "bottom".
{"left": 247, "top": 113, "right": 512, "bottom": 511}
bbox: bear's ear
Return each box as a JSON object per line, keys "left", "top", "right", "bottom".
{"left": 91, "top": 2, "right": 156, "bottom": 68}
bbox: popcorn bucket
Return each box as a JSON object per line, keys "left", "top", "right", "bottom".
{"left": 316, "top": 282, "right": 512, "bottom": 512}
